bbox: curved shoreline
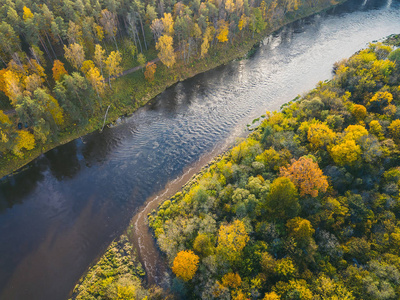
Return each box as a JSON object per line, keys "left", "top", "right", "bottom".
{"left": 67, "top": 1, "right": 354, "bottom": 295}
{"left": 129, "top": 131, "right": 246, "bottom": 285}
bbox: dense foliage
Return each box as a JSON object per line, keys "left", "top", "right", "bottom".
{"left": 149, "top": 42, "right": 400, "bottom": 299}
{"left": 70, "top": 235, "right": 166, "bottom": 300}
{"left": 0, "top": 0, "right": 342, "bottom": 170}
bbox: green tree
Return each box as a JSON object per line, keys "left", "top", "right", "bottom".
{"left": 193, "top": 233, "right": 214, "bottom": 257}
{"left": 265, "top": 177, "right": 300, "bottom": 220}
{"left": 137, "top": 53, "right": 146, "bottom": 72}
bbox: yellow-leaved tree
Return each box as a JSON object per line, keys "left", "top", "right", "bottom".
{"left": 22, "top": 6, "right": 34, "bottom": 20}
{"left": 273, "top": 280, "right": 313, "bottom": 300}
{"left": 263, "top": 292, "right": 281, "bottom": 300}
{"left": 225, "top": 0, "right": 236, "bottom": 14}
{"left": 307, "top": 122, "right": 336, "bottom": 149}
{"left": 3, "top": 70, "right": 23, "bottom": 105}
{"left": 217, "top": 220, "right": 249, "bottom": 261}
{"left": 328, "top": 124, "right": 368, "bottom": 166}
{"left": 201, "top": 26, "right": 214, "bottom": 58}
{"left": 216, "top": 20, "right": 229, "bottom": 43}
{"left": 156, "top": 35, "right": 175, "bottom": 68}
{"left": 81, "top": 60, "right": 95, "bottom": 75}
{"left": 86, "top": 67, "right": 105, "bottom": 101}
{"left": 343, "top": 124, "right": 368, "bottom": 141}
{"left": 351, "top": 104, "right": 367, "bottom": 121}
{"left": 64, "top": 43, "right": 85, "bottom": 70}
{"left": 389, "top": 119, "right": 400, "bottom": 143}
{"left": 0, "top": 111, "right": 10, "bottom": 124}
{"left": 161, "top": 13, "right": 174, "bottom": 36}
{"left": 0, "top": 111, "right": 11, "bottom": 149}
{"left": 369, "top": 120, "right": 383, "bottom": 139}
{"left": 94, "top": 44, "right": 106, "bottom": 75}
{"left": 105, "top": 51, "right": 122, "bottom": 87}
{"left": 238, "top": 15, "right": 248, "bottom": 32}
{"left": 24, "top": 74, "right": 43, "bottom": 93}
{"left": 329, "top": 139, "right": 361, "bottom": 166}
{"left": 13, "top": 130, "right": 35, "bottom": 157}
{"left": 172, "top": 250, "right": 199, "bottom": 281}
{"left": 368, "top": 91, "right": 393, "bottom": 109}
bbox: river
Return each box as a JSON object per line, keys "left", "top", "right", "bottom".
{"left": 1, "top": 0, "right": 399, "bottom": 299}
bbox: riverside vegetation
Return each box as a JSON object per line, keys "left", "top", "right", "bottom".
{"left": 0, "top": 0, "right": 344, "bottom": 178}
{"left": 70, "top": 39, "right": 400, "bottom": 299}
{"left": 69, "top": 235, "right": 169, "bottom": 300}
{"left": 148, "top": 42, "right": 400, "bottom": 299}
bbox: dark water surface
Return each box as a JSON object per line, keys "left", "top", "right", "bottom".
{"left": 1, "top": 0, "right": 400, "bottom": 299}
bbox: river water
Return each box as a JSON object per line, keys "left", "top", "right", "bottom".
{"left": 1, "top": 0, "right": 399, "bottom": 299}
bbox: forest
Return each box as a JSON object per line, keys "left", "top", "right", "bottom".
{"left": 0, "top": 0, "right": 341, "bottom": 175}
{"left": 147, "top": 42, "right": 400, "bottom": 299}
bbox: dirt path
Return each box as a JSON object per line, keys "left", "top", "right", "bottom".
{"left": 120, "top": 57, "right": 160, "bottom": 77}
{"left": 3, "top": 109, "right": 15, "bottom": 115}
{"left": 129, "top": 139, "right": 236, "bottom": 285}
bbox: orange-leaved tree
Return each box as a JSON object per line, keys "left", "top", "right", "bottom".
{"left": 52, "top": 60, "right": 68, "bottom": 82}
{"left": 221, "top": 272, "right": 242, "bottom": 289}
{"left": 172, "top": 250, "right": 200, "bottom": 281}
{"left": 144, "top": 62, "right": 157, "bottom": 82}
{"left": 280, "top": 156, "right": 328, "bottom": 197}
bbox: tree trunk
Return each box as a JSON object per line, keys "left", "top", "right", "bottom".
{"left": 0, "top": 54, "right": 6, "bottom": 66}
{"left": 138, "top": 14, "right": 148, "bottom": 50}
{"left": 113, "top": 35, "right": 119, "bottom": 51}
{"left": 136, "top": 30, "right": 143, "bottom": 53}
{"left": 39, "top": 35, "right": 53, "bottom": 62}
{"left": 45, "top": 32, "right": 57, "bottom": 59}
{"left": 57, "top": 34, "right": 65, "bottom": 46}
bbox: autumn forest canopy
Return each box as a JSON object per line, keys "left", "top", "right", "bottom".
{"left": 0, "top": 0, "right": 340, "bottom": 163}
{"left": 148, "top": 42, "right": 400, "bottom": 299}
{"left": 5, "top": 0, "right": 400, "bottom": 299}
